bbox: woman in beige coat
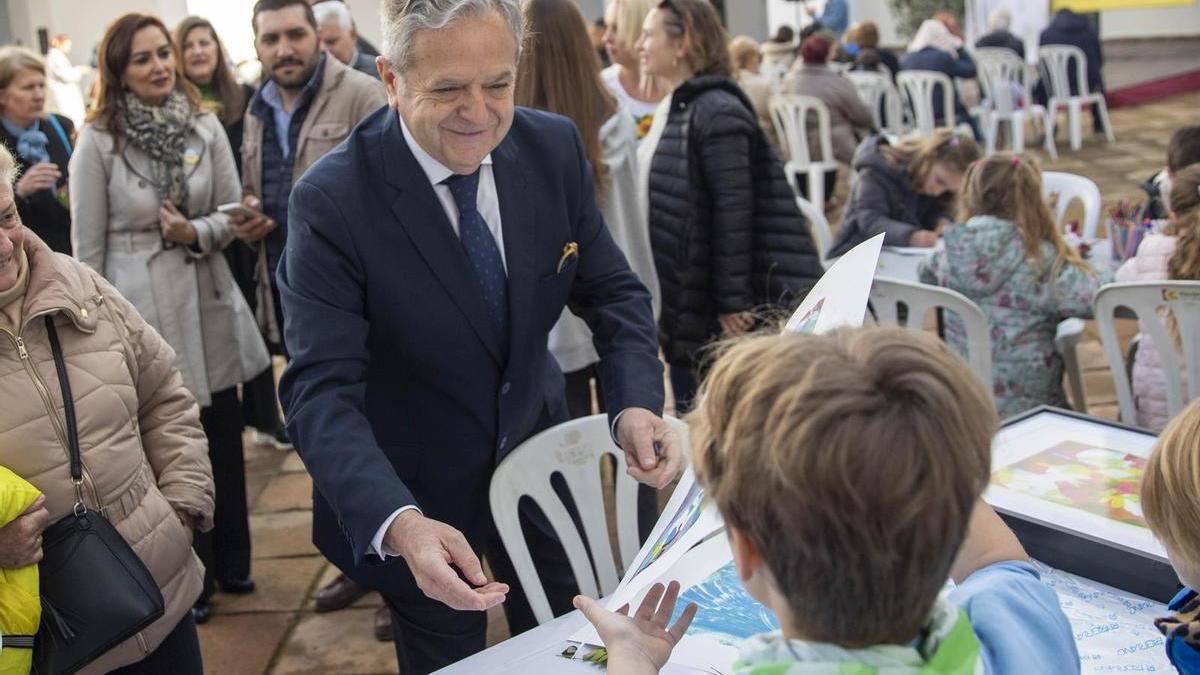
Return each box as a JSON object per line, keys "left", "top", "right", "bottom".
{"left": 0, "top": 139, "right": 214, "bottom": 672}
{"left": 68, "top": 13, "right": 270, "bottom": 621}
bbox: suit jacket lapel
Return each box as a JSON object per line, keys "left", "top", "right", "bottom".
{"left": 381, "top": 111, "right": 504, "bottom": 365}
{"left": 493, "top": 137, "right": 537, "bottom": 371}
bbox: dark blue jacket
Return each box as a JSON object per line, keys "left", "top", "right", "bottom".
{"left": 1040, "top": 9, "right": 1104, "bottom": 92}
{"left": 277, "top": 106, "right": 664, "bottom": 598}
{"left": 900, "top": 46, "right": 977, "bottom": 126}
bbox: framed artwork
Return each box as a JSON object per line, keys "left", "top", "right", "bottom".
{"left": 986, "top": 406, "right": 1166, "bottom": 563}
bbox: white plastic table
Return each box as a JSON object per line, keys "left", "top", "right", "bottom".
{"left": 434, "top": 563, "right": 1172, "bottom": 675}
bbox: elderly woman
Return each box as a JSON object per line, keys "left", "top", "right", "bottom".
{"left": 782, "top": 34, "right": 875, "bottom": 165}
{"left": 0, "top": 140, "right": 214, "bottom": 672}
{"left": 0, "top": 46, "right": 74, "bottom": 255}
{"left": 728, "top": 35, "right": 777, "bottom": 149}
{"left": 69, "top": 13, "right": 270, "bottom": 622}
{"left": 640, "top": 0, "right": 823, "bottom": 412}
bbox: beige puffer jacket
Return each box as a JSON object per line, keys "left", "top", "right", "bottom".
{"left": 0, "top": 232, "right": 214, "bottom": 674}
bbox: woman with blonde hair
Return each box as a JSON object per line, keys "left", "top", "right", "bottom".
{"left": 920, "top": 153, "right": 1108, "bottom": 417}
{"left": 727, "top": 35, "right": 776, "bottom": 148}
{"left": 601, "top": 0, "right": 667, "bottom": 139}
{"left": 70, "top": 12, "right": 270, "bottom": 622}
{"left": 0, "top": 46, "right": 74, "bottom": 254}
{"left": 1117, "top": 163, "right": 1200, "bottom": 430}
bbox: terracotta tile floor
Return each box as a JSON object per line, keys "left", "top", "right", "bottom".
{"left": 195, "top": 90, "right": 1199, "bottom": 674}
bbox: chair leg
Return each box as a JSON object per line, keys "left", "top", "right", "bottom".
{"left": 1056, "top": 318, "right": 1088, "bottom": 413}
{"left": 1012, "top": 115, "right": 1025, "bottom": 153}
{"left": 1098, "top": 99, "right": 1116, "bottom": 143}
{"left": 1068, "top": 100, "right": 1082, "bottom": 152}
{"left": 984, "top": 112, "right": 998, "bottom": 154}
{"left": 809, "top": 171, "right": 825, "bottom": 214}
{"left": 1043, "top": 108, "right": 1058, "bottom": 160}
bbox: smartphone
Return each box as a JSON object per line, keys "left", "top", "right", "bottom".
{"left": 218, "top": 202, "right": 258, "bottom": 219}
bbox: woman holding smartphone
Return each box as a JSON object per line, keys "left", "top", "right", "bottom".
{"left": 69, "top": 13, "right": 270, "bottom": 622}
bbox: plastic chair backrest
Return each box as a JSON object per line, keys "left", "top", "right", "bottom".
{"left": 770, "top": 94, "right": 836, "bottom": 166}
{"left": 489, "top": 414, "right": 690, "bottom": 625}
{"left": 1041, "top": 171, "right": 1101, "bottom": 241}
{"left": 974, "top": 47, "right": 1026, "bottom": 115}
{"left": 1094, "top": 281, "right": 1200, "bottom": 425}
{"left": 847, "top": 71, "right": 906, "bottom": 135}
{"left": 897, "top": 70, "right": 955, "bottom": 136}
{"left": 796, "top": 196, "right": 831, "bottom": 265}
{"left": 869, "top": 277, "right": 994, "bottom": 388}
{"left": 1039, "top": 44, "right": 1092, "bottom": 100}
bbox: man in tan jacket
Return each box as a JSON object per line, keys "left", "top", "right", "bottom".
{"left": 228, "top": 0, "right": 386, "bottom": 635}
{"left": 231, "top": 0, "right": 385, "bottom": 357}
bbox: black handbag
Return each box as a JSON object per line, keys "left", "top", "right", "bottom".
{"left": 30, "top": 315, "right": 165, "bottom": 674}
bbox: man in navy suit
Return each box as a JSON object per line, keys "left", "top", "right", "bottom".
{"left": 276, "top": 0, "right": 681, "bottom": 672}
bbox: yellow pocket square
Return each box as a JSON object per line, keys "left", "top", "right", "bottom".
{"left": 557, "top": 242, "right": 579, "bottom": 273}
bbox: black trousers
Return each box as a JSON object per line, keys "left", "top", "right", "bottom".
{"left": 109, "top": 612, "right": 202, "bottom": 674}
{"left": 385, "top": 498, "right": 579, "bottom": 674}
{"left": 241, "top": 365, "right": 282, "bottom": 435}
{"left": 194, "top": 386, "right": 251, "bottom": 599}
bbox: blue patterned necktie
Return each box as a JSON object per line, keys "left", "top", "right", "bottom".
{"left": 442, "top": 170, "right": 509, "bottom": 343}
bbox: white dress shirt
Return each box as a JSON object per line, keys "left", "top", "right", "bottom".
{"left": 369, "top": 114, "right": 509, "bottom": 559}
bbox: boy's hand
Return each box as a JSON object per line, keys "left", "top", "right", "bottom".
{"left": 575, "top": 581, "right": 698, "bottom": 675}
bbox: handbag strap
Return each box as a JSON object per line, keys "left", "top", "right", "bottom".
{"left": 43, "top": 315, "right": 84, "bottom": 493}
{"left": 45, "top": 114, "right": 71, "bottom": 155}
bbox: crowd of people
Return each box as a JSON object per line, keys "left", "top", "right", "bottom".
{"left": 0, "top": 0, "right": 1196, "bottom": 674}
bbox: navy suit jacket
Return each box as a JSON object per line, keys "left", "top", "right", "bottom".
{"left": 277, "top": 106, "right": 664, "bottom": 597}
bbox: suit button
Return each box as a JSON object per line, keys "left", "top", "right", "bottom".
{"left": 499, "top": 436, "right": 508, "bottom": 450}
{"left": 501, "top": 382, "right": 511, "bottom": 395}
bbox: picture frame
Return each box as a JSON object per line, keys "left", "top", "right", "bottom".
{"left": 986, "top": 406, "right": 1179, "bottom": 601}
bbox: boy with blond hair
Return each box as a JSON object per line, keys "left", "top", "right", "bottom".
{"left": 1142, "top": 399, "right": 1200, "bottom": 673}
{"left": 577, "top": 327, "right": 1078, "bottom": 674}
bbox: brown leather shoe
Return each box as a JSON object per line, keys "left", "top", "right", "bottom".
{"left": 314, "top": 573, "right": 370, "bottom": 613}
{"left": 374, "top": 602, "right": 394, "bottom": 642}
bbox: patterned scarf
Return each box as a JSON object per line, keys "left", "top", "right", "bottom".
{"left": 1156, "top": 589, "right": 1200, "bottom": 659}
{"left": 122, "top": 89, "right": 192, "bottom": 214}
{"left": 733, "top": 596, "right": 983, "bottom": 675}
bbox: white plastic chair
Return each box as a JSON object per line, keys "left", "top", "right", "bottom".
{"left": 1042, "top": 171, "right": 1102, "bottom": 241}
{"left": 974, "top": 47, "right": 1043, "bottom": 154}
{"left": 869, "top": 277, "right": 993, "bottom": 389}
{"left": 896, "top": 70, "right": 955, "bottom": 137}
{"left": 1038, "top": 170, "right": 1101, "bottom": 412}
{"left": 489, "top": 414, "right": 689, "bottom": 625}
{"left": 1038, "top": 45, "right": 1115, "bottom": 159}
{"left": 847, "top": 70, "right": 907, "bottom": 136}
{"left": 1094, "top": 281, "right": 1200, "bottom": 426}
{"left": 795, "top": 196, "right": 832, "bottom": 267}
{"left": 770, "top": 94, "right": 840, "bottom": 214}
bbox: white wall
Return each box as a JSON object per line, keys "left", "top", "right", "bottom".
{"left": 1099, "top": 4, "right": 1200, "bottom": 39}
{"left": 6, "top": 0, "right": 190, "bottom": 63}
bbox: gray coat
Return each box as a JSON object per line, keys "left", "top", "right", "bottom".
{"left": 69, "top": 111, "right": 270, "bottom": 407}
{"left": 781, "top": 64, "right": 874, "bottom": 164}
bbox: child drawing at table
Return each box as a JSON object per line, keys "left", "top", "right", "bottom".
{"left": 575, "top": 327, "right": 1078, "bottom": 674}
{"left": 827, "top": 129, "right": 981, "bottom": 258}
{"left": 919, "top": 153, "right": 1109, "bottom": 418}
{"left": 1141, "top": 398, "right": 1200, "bottom": 674}
{"left": 1116, "top": 164, "right": 1200, "bottom": 431}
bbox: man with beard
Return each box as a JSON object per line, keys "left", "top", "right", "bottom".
{"left": 229, "top": 0, "right": 387, "bottom": 636}
{"left": 232, "top": 0, "right": 385, "bottom": 360}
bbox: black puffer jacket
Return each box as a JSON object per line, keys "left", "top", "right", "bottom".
{"left": 648, "top": 75, "right": 822, "bottom": 364}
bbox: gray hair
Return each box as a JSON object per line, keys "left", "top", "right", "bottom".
{"left": 987, "top": 9, "right": 1011, "bottom": 32}
{"left": 381, "top": 0, "right": 524, "bottom": 75}
{"left": 314, "top": 1, "right": 355, "bottom": 30}
{"left": 0, "top": 143, "right": 16, "bottom": 187}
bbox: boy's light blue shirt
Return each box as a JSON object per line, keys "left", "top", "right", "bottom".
{"left": 949, "top": 560, "right": 1080, "bottom": 674}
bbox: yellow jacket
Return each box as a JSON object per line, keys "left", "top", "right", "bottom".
{"left": 0, "top": 465, "right": 41, "bottom": 675}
